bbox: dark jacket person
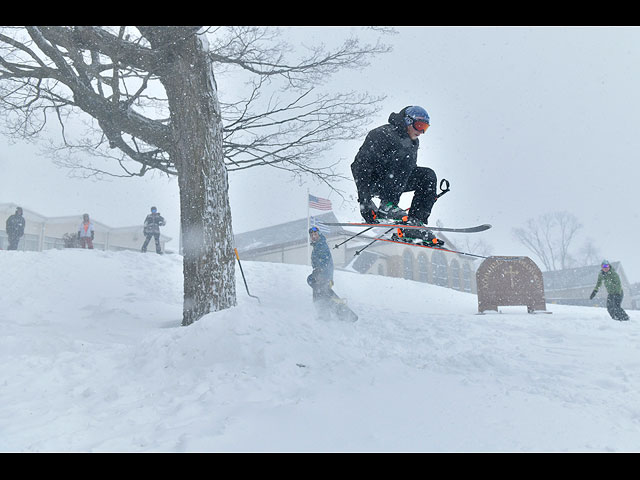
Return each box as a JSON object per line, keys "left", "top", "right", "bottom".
{"left": 306, "top": 225, "right": 358, "bottom": 322}
{"left": 141, "top": 206, "right": 166, "bottom": 254}
{"left": 307, "top": 226, "right": 334, "bottom": 301}
{"left": 351, "top": 105, "right": 439, "bottom": 244}
{"left": 5, "top": 207, "right": 25, "bottom": 250}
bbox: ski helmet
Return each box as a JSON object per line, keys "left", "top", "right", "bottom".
{"left": 404, "top": 105, "right": 430, "bottom": 127}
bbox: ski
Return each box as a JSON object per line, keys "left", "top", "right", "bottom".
{"left": 325, "top": 222, "right": 492, "bottom": 234}
{"left": 376, "top": 236, "right": 489, "bottom": 259}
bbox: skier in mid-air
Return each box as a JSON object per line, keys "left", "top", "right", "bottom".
{"left": 351, "top": 105, "right": 442, "bottom": 245}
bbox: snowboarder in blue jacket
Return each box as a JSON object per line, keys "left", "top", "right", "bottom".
{"left": 307, "top": 226, "right": 334, "bottom": 301}
{"left": 306, "top": 226, "right": 358, "bottom": 322}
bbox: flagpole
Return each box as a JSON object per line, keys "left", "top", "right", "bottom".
{"left": 307, "top": 188, "right": 310, "bottom": 266}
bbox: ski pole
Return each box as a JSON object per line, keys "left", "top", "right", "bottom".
{"left": 339, "top": 204, "right": 412, "bottom": 250}
{"left": 333, "top": 226, "right": 374, "bottom": 249}
{"left": 437, "top": 247, "right": 487, "bottom": 259}
{"left": 435, "top": 178, "right": 450, "bottom": 200}
{"left": 234, "top": 248, "right": 260, "bottom": 304}
{"left": 354, "top": 227, "right": 395, "bottom": 256}
{"left": 376, "top": 237, "right": 489, "bottom": 259}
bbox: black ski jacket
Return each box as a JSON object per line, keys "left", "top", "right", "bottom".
{"left": 5, "top": 213, "right": 25, "bottom": 238}
{"left": 143, "top": 212, "right": 166, "bottom": 235}
{"left": 351, "top": 107, "right": 420, "bottom": 203}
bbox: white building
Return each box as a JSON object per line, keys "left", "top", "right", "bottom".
{"left": 0, "top": 203, "right": 171, "bottom": 252}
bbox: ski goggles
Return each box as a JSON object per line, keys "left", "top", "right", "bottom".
{"left": 308, "top": 226, "right": 319, "bottom": 234}
{"left": 411, "top": 119, "right": 430, "bottom": 133}
{"left": 602, "top": 264, "right": 610, "bottom": 269}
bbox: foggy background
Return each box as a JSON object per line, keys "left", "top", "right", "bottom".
{"left": 2, "top": 27, "right": 639, "bottom": 281}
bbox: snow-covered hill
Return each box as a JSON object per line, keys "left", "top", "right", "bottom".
{"left": 1, "top": 249, "right": 638, "bottom": 452}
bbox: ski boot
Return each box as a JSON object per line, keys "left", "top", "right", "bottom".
{"left": 393, "top": 227, "right": 445, "bottom": 247}
{"left": 377, "top": 201, "right": 408, "bottom": 223}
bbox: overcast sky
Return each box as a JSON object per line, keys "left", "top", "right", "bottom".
{"left": 2, "top": 26, "right": 640, "bottom": 282}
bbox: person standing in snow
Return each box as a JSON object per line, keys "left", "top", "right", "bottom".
{"left": 141, "top": 206, "right": 166, "bottom": 254}
{"left": 351, "top": 105, "right": 442, "bottom": 245}
{"left": 306, "top": 226, "right": 357, "bottom": 322}
{"left": 5, "top": 206, "right": 25, "bottom": 250}
{"left": 590, "top": 260, "right": 629, "bottom": 321}
{"left": 307, "top": 226, "right": 334, "bottom": 304}
{"left": 77, "top": 213, "right": 95, "bottom": 249}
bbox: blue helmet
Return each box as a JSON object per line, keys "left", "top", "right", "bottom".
{"left": 404, "top": 105, "right": 430, "bottom": 126}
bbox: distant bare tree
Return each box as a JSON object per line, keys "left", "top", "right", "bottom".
{"left": 0, "top": 26, "right": 389, "bottom": 325}
{"left": 512, "top": 211, "right": 583, "bottom": 271}
{"left": 578, "top": 239, "right": 602, "bottom": 267}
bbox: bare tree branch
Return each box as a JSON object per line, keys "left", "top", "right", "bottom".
{"left": 513, "top": 211, "right": 583, "bottom": 271}
{"left": 0, "top": 26, "right": 388, "bottom": 190}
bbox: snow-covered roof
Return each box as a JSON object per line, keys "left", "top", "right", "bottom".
{"left": 234, "top": 211, "right": 350, "bottom": 253}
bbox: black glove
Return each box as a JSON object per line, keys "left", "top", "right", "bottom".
{"left": 91, "top": 231, "right": 95, "bottom": 240}
{"left": 359, "top": 199, "right": 377, "bottom": 223}
{"left": 77, "top": 232, "right": 81, "bottom": 240}
{"left": 590, "top": 290, "right": 597, "bottom": 300}
{"left": 307, "top": 274, "right": 315, "bottom": 287}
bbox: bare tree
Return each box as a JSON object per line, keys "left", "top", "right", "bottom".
{"left": 0, "top": 26, "right": 388, "bottom": 325}
{"left": 512, "top": 211, "right": 583, "bottom": 271}
{"left": 578, "top": 239, "right": 602, "bottom": 267}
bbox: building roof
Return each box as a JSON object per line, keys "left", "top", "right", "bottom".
{"left": 234, "top": 211, "right": 350, "bottom": 254}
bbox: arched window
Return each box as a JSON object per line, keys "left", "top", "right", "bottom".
{"left": 403, "top": 249, "right": 414, "bottom": 280}
{"left": 450, "top": 259, "right": 461, "bottom": 290}
{"left": 432, "top": 251, "right": 448, "bottom": 287}
{"left": 417, "top": 253, "right": 429, "bottom": 282}
{"left": 463, "top": 263, "right": 472, "bottom": 292}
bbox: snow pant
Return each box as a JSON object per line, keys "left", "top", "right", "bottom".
{"left": 142, "top": 232, "right": 161, "bottom": 253}
{"left": 79, "top": 237, "right": 93, "bottom": 249}
{"left": 311, "top": 283, "right": 332, "bottom": 302}
{"left": 7, "top": 234, "right": 21, "bottom": 250}
{"left": 370, "top": 166, "right": 438, "bottom": 224}
{"left": 607, "top": 293, "right": 629, "bottom": 321}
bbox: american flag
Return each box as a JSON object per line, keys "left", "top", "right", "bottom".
{"left": 308, "top": 194, "right": 332, "bottom": 211}
{"left": 310, "top": 216, "right": 330, "bottom": 234}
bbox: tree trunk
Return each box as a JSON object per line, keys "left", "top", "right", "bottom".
{"left": 160, "top": 33, "right": 236, "bottom": 326}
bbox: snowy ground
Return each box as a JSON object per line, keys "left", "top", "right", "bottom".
{"left": 1, "top": 249, "right": 639, "bottom": 452}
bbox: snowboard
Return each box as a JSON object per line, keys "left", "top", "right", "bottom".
{"left": 314, "top": 288, "right": 358, "bottom": 322}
